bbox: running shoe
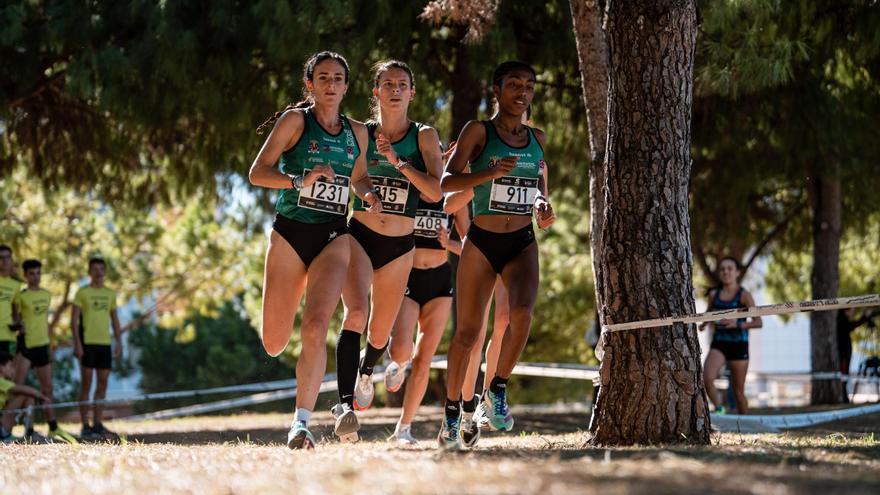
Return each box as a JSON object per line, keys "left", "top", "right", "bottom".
{"left": 49, "top": 427, "right": 79, "bottom": 444}
{"left": 388, "top": 426, "right": 417, "bottom": 446}
{"left": 287, "top": 420, "right": 316, "bottom": 450}
{"left": 0, "top": 431, "right": 23, "bottom": 444}
{"left": 384, "top": 360, "right": 407, "bottom": 393}
{"left": 475, "top": 388, "right": 514, "bottom": 432}
{"left": 26, "top": 430, "right": 53, "bottom": 444}
{"left": 437, "top": 414, "right": 462, "bottom": 451}
{"left": 93, "top": 423, "right": 120, "bottom": 441}
{"left": 460, "top": 411, "right": 481, "bottom": 448}
{"left": 331, "top": 403, "right": 360, "bottom": 443}
{"left": 714, "top": 405, "right": 727, "bottom": 415}
{"left": 79, "top": 424, "right": 100, "bottom": 441}
{"left": 353, "top": 373, "right": 374, "bottom": 411}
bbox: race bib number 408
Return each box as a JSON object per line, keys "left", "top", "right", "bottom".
{"left": 298, "top": 171, "right": 350, "bottom": 215}
{"left": 414, "top": 209, "right": 448, "bottom": 238}
{"left": 368, "top": 176, "right": 410, "bottom": 214}
{"left": 489, "top": 176, "right": 539, "bottom": 214}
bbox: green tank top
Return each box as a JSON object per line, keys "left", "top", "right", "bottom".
{"left": 470, "top": 121, "right": 544, "bottom": 217}
{"left": 352, "top": 121, "right": 429, "bottom": 217}
{"left": 275, "top": 107, "right": 360, "bottom": 223}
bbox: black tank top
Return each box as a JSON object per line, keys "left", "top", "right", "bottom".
{"left": 710, "top": 287, "right": 748, "bottom": 343}
{"left": 413, "top": 197, "right": 451, "bottom": 250}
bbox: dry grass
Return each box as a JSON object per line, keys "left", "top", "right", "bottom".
{"left": 1, "top": 408, "right": 879, "bottom": 495}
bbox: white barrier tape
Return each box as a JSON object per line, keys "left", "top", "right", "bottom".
{"left": 6, "top": 356, "right": 445, "bottom": 416}
{"left": 711, "top": 402, "right": 880, "bottom": 433}
{"left": 123, "top": 370, "right": 391, "bottom": 422}
{"left": 603, "top": 294, "right": 880, "bottom": 332}
{"left": 9, "top": 352, "right": 877, "bottom": 417}
{"left": 430, "top": 360, "right": 600, "bottom": 380}
{"left": 122, "top": 360, "right": 592, "bottom": 421}
{"left": 4, "top": 377, "right": 298, "bottom": 414}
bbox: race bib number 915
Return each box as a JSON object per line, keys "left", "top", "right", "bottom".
{"left": 368, "top": 176, "right": 410, "bottom": 214}
{"left": 489, "top": 176, "right": 539, "bottom": 214}
{"left": 414, "top": 209, "right": 448, "bottom": 238}
{"left": 298, "top": 171, "right": 351, "bottom": 215}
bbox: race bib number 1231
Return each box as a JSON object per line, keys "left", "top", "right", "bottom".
{"left": 298, "top": 172, "right": 351, "bottom": 215}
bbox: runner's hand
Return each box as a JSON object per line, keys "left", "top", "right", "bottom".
{"left": 74, "top": 344, "right": 83, "bottom": 359}
{"left": 375, "top": 133, "right": 398, "bottom": 163}
{"left": 535, "top": 197, "right": 556, "bottom": 230}
{"left": 437, "top": 226, "right": 450, "bottom": 249}
{"left": 114, "top": 343, "right": 122, "bottom": 359}
{"left": 490, "top": 156, "right": 518, "bottom": 179}
{"left": 364, "top": 192, "right": 383, "bottom": 214}
{"left": 442, "top": 141, "right": 457, "bottom": 163}
{"left": 304, "top": 164, "right": 336, "bottom": 187}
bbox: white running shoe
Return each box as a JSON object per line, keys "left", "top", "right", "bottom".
{"left": 384, "top": 361, "right": 407, "bottom": 393}
{"left": 353, "top": 374, "right": 374, "bottom": 411}
{"left": 331, "top": 403, "right": 360, "bottom": 443}
{"left": 388, "top": 426, "right": 418, "bottom": 446}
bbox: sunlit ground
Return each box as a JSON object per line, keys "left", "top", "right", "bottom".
{"left": 1, "top": 407, "right": 878, "bottom": 495}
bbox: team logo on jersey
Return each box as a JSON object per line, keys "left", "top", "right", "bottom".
{"left": 308, "top": 140, "right": 319, "bottom": 153}
{"left": 369, "top": 159, "right": 379, "bottom": 168}
{"left": 347, "top": 146, "right": 354, "bottom": 156}
{"left": 538, "top": 159, "right": 546, "bottom": 171}
{"left": 488, "top": 156, "right": 500, "bottom": 169}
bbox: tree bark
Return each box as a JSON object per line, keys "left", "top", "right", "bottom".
{"left": 449, "top": 28, "right": 482, "bottom": 141}
{"left": 589, "top": 0, "right": 710, "bottom": 446}
{"left": 809, "top": 162, "right": 844, "bottom": 404}
{"left": 570, "top": 0, "right": 610, "bottom": 322}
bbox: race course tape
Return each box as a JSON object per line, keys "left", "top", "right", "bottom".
{"left": 124, "top": 361, "right": 598, "bottom": 421}
{"left": 711, "top": 402, "right": 880, "bottom": 433}
{"left": 604, "top": 294, "right": 880, "bottom": 332}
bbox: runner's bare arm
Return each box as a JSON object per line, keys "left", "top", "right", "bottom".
{"left": 349, "top": 120, "right": 382, "bottom": 213}
{"left": 249, "top": 110, "right": 306, "bottom": 189}
{"left": 394, "top": 126, "right": 443, "bottom": 202}
{"left": 442, "top": 121, "right": 511, "bottom": 192}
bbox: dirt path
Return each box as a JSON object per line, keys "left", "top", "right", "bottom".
{"left": 1, "top": 408, "right": 878, "bottom": 494}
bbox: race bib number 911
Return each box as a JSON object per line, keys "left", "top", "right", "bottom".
{"left": 298, "top": 171, "right": 351, "bottom": 215}
{"left": 489, "top": 176, "right": 539, "bottom": 214}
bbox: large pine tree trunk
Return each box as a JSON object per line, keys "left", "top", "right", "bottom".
{"left": 570, "top": 0, "right": 610, "bottom": 317}
{"left": 809, "top": 163, "right": 844, "bottom": 404}
{"left": 449, "top": 29, "right": 481, "bottom": 141}
{"left": 589, "top": 0, "right": 710, "bottom": 446}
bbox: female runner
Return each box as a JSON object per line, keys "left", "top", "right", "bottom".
{"left": 333, "top": 60, "right": 443, "bottom": 441}
{"left": 249, "top": 51, "right": 381, "bottom": 449}
{"left": 438, "top": 61, "right": 555, "bottom": 450}
{"left": 700, "top": 257, "right": 762, "bottom": 414}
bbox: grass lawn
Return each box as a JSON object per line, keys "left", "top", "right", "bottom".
{"left": 1, "top": 407, "right": 878, "bottom": 494}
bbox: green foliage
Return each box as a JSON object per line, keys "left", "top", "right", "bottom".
{"left": 128, "top": 300, "right": 293, "bottom": 412}
{"left": 0, "top": 170, "right": 263, "bottom": 339}
{"left": 692, "top": 0, "right": 880, "bottom": 294}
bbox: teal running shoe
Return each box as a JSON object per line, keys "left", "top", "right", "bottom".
{"left": 437, "top": 413, "right": 462, "bottom": 451}
{"left": 475, "top": 387, "right": 514, "bottom": 432}
{"left": 287, "top": 420, "right": 316, "bottom": 450}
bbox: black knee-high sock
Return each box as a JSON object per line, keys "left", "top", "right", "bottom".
{"left": 359, "top": 340, "right": 387, "bottom": 376}
{"left": 336, "top": 329, "right": 361, "bottom": 408}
